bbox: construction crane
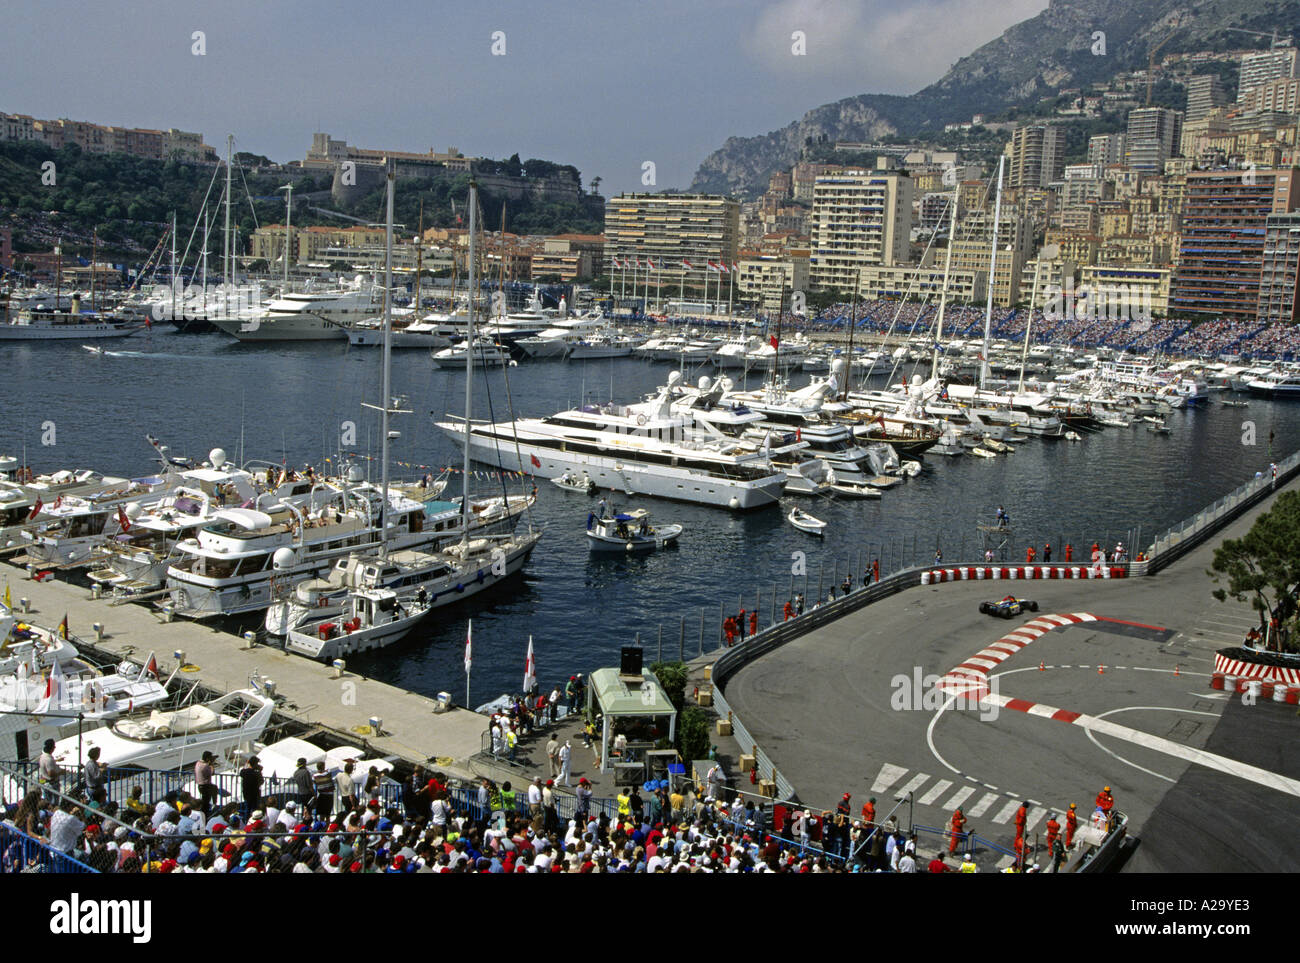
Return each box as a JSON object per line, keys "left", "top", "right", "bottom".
{"left": 1222, "top": 27, "right": 1287, "bottom": 48}
{"left": 1146, "top": 17, "right": 1185, "bottom": 105}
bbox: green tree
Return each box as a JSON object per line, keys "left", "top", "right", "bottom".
{"left": 678, "top": 706, "right": 711, "bottom": 764}
{"left": 648, "top": 661, "right": 687, "bottom": 714}
{"left": 1210, "top": 490, "right": 1300, "bottom": 652}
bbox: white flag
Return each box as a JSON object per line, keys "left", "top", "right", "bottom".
{"left": 464, "top": 620, "right": 472, "bottom": 674}
{"left": 523, "top": 635, "right": 536, "bottom": 693}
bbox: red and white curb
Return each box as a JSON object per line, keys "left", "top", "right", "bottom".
{"left": 921, "top": 566, "right": 1127, "bottom": 584}
{"left": 939, "top": 613, "right": 1097, "bottom": 697}
{"left": 937, "top": 613, "right": 1300, "bottom": 799}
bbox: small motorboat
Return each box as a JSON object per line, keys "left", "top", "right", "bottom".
{"left": 551, "top": 471, "right": 596, "bottom": 495}
{"left": 1065, "top": 431, "right": 1082, "bottom": 442}
{"left": 981, "top": 436, "right": 1013, "bottom": 454}
{"left": 896, "top": 460, "right": 922, "bottom": 477}
{"left": 788, "top": 507, "right": 826, "bottom": 536}
{"left": 1221, "top": 399, "right": 1249, "bottom": 408}
{"left": 586, "top": 508, "right": 682, "bottom": 551}
{"left": 970, "top": 446, "right": 998, "bottom": 458}
{"left": 1147, "top": 422, "right": 1172, "bottom": 435}
{"left": 830, "top": 482, "right": 882, "bottom": 500}
{"left": 866, "top": 475, "right": 903, "bottom": 489}
{"left": 1097, "top": 414, "right": 1130, "bottom": 428}
{"left": 82, "top": 345, "right": 105, "bottom": 355}
{"left": 1140, "top": 415, "right": 1166, "bottom": 426}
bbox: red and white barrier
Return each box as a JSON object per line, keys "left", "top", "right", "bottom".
{"left": 921, "top": 566, "right": 1128, "bottom": 585}
{"left": 1212, "top": 652, "right": 1300, "bottom": 686}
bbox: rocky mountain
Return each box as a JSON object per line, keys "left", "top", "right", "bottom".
{"left": 691, "top": 0, "right": 1300, "bottom": 197}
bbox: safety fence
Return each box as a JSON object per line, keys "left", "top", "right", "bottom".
{"left": 0, "top": 824, "right": 98, "bottom": 873}
{"left": 1145, "top": 450, "right": 1300, "bottom": 573}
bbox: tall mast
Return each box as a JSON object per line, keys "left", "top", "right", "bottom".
{"left": 461, "top": 183, "right": 478, "bottom": 545}
{"left": 170, "top": 212, "right": 177, "bottom": 320}
{"left": 980, "top": 155, "right": 1005, "bottom": 391}
{"left": 843, "top": 269, "right": 859, "bottom": 400}
{"left": 281, "top": 183, "right": 294, "bottom": 289}
{"left": 931, "top": 188, "right": 959, "bottom": 381}
{"left": 91, "top": 228, "right": 98, "bottom": 313}
{"left": 223, "top": 135, "right": 233, "bottom": 289}
{"left": 415, "top": 201, "right": 423, "bottom": 314}
{"left": 201, "top": 208, "right": 209, "bottom": 292}
{"left": 379, "top": 164, "right": 395, "bottom": 556}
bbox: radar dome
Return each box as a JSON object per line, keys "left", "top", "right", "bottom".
{"left": 209, "top": 448, "right": 227, "bottom": 468}
{"left": 911, "top": 375, "right": 922, "bottom": 385}
{"left": 272, "top": 547, "right": 297, "bottom": 571}
{"left": 347, "top": 466, "right": 365, "bottom": 483}
{"left": 124, "top": 502, "right": 144, "bottom": 521}
{"left": 667, "top": 370, "right": 683, "bottom": 386}
{"left": 830, "top": 358, "right": 848, "bottom": 376}
{"left": 720, "top": 377, "right": 735, "bottom": 391}
{"left": 698, "top": 375, "right": 712, "bottom": 391}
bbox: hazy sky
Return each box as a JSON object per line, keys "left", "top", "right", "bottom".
{"left": 3, "top": 0, "right": 1045, "bottom": 194}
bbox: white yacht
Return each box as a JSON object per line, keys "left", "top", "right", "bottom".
{"left": 50, "top": 688, "right": 273, "bottom": 771}
{"left": 23, "top": 472, "right": 185, "bottom": 567}
{"left": 516, "top": 315, "right": 607, "bottom": 358}
{"left": 436, "top": 376, "right": 787, "bottom": 510}
{"left": 0, "top": 304, "right": 140, "bottom": 341}
{"left": 211, "top": 282, "right": 380, "bottom": 341}
{"left": 431, "top": 338, "right": 514, "bottom": 368}
{"left": 1247, "top": 370, "right": 1300, "bottom": 399}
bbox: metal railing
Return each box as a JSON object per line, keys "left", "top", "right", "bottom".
{"left": 0, "top": 825, "right": 98, "bottom": 873}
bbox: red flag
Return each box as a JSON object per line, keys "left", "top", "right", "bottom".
{"left": 27, "top": 498, "right": 43, "bottom": 521}
{"left": 770, "top": 335, "right": 779, "bottom": 349}
{"left": 681, "top": 259, "right": 693, "bottom": 270}
{"left": 464, "top": 620, "right": 473, "bottom": 674}
{"left": 529, "top": 454, "right": 541, "bottom": 468}
{"left": 718, "top": 262, "right": 729, "bottom": 274}
{"left": 117, "top": 504, "right": 132, "bottom": 533}
{"left": 145, "top": 653, "right": 159, "bottom": 679}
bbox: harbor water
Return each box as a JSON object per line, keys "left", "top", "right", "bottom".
{"left": 3, "top": 332, "right": 1295, "bottom": 704}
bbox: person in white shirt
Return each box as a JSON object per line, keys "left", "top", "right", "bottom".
{"left": 558, "top": 741, "right": 572, "bottom": 786}
{"left": 47, "top": 800, "right": 85, "bottom": 854}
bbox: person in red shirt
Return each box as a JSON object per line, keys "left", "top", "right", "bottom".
{"left": 860, "top": 797, "right": 876, "bottom": 826}
{"left": 783, "top": 600, "right": 794, "bottom": 621}
{"left": 948, "top": 808, "right": 967, "bottom": 853}
{"left": 1045, "top": 813, "right": 1061, "bottom": 854}
{"left": 749, "top": 611, "right": 757, "bottom": 636}
{"left": 1014, "top": 800, "right": 1028, "bottom": 847}
{"left": 1026, "top": 546, "right": 1036, "bottom": 565}
{"left": 1065, "top": 803, "right": 1078, "bottom": 848}
{"left": 1064, "top": 543, "right": 1074, "bottom": 563}
{"left": 1096, "top": 786, "right": 1114, "bottom": 815}
{"left": 928, "top": 853, "right": 950, "bottom": 873}
{"left": 872, "top": 559, "right": 880, "bottom": 583}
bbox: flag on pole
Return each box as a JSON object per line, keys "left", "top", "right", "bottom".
{"left": 706, "top": 261, "right": 719, "bottom": 272}
{"left": 27, "top": 498, "right": 42, "bottom": 521}
{"left": 57, "top": 614, "right": 69, "bottom": 640}
{"left": 141, "top": 651, "right": 159, "bottom": 680}
{"left": 464, "top": 620, "right": 473, "bottom": 674}
{"left": 681, "top": 259, "right": 692, "bottom": 270}
{"left": 647, "top": 258, "right": 656, "bottom": 270}
{"left": 117, "top": 504, "right": 132, "bottom": 533}
{"left": 523, "top": 635, "right": 537, "bottom": 693}
{"left": 529, "top": 453, "right": 541, "bottom": 468}
{"left": 770, "top": 335, "right": 779, "bottom": 349}
{"left": 732, "top": 261, "right": 739, "bottom": 272}
{"left": 717, "top": 262, "right": 729, "bottom": 274}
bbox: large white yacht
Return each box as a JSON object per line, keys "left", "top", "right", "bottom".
{"left": 210, "top": 281, "right": 380, "bottom": 341}
{"left": 163, "top": 475, "right": 532, "bottom": 618}
{"left": 436, "top": 373, "right": 787, "bottom": 510}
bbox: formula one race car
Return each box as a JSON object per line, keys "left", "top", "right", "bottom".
{"left": 979, "top": 596, "right": 1039, "bottom": 618}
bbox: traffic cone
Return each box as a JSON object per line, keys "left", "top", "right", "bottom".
{"left": 1173, "top": 665, "right": 1180, "bottom": 677}
{"left": 1098, "top": 664, "right": 1105, "bottom": 674}
{"left": 1039, "top": 660, "right": 1046, "bottom": 671}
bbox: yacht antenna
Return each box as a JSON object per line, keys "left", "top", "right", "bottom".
{"left": 461, "top": 182, "right": 478, "bottom": 546}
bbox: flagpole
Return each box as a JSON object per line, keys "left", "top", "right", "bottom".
{"left": 728, "top": 263, "right": 735, "bottom": 319}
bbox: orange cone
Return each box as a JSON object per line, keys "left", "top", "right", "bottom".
{"left": 1098, "top": 664, "right": 1105, "bottom": 674}
{"left": 1039, "top": 660, "right": 1046, "bottom": 671}
{"left": 1173, "top": 665, "right": 1180, "bottom": 677}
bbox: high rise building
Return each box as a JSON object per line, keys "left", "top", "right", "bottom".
{"left": 1185, "top": 75, "right": 1227, "bottom": 123}
{"left": 1087, "top": 133, "right": 1127, "bottom": 167}
{"left": 1171, "top": 168, "right": 1300, "bottom": 319}
{"left": 1126, "top": 108, "right": 1184, "bottom": 173}
{"left": 1008, "top": 124, "right": 1065, "bottom": 191}
{"left": 1258, "top": 212, "right": 1300, "bottom": 325}
{"left": 1238, "top": 46, "right": 1298, "bottom": 105}
{"left": 809, "top": 169, "right": 914, "bottom": 292}
{"left": 604, "top": 193, "right": 740, "bottom": 290}
{"left": 947, "top": 206, "right": 1035, "bottom": 306}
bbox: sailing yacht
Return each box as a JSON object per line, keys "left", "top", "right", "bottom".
{"left": 280, "top": 176, "right": 543, "bottom": 658}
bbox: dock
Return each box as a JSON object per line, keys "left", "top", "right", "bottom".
{"left": 3, "top": 563, "right": 489, "bottom": 777}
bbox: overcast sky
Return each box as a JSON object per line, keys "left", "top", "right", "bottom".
{"left": 3, "top": 0, "right": 1045, "bottom": 194}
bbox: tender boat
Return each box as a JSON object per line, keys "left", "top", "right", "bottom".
{"left": 551, "top": 471, "right": 597, "bottom": 495}
{"left": 829, "top": 482, "right": 882, "bottom": 499}
{"left": 788, "top": 507, "right": 826, "bottom": 535}
{"left": 586, "top": 508, "right": 682, "bottom": 552}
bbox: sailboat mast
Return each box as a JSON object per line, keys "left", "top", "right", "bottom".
{"left": 461, "top": 183, "right": 478, "bottom": 543}
{"left": 379, "top": 164, "right": 395, "bottom": 556}
{"left": 980, "top": 155, "right": 1005, "bottom": 391}
{"left": 170, "top": 213, "right": 176, "bottom": 319}
{"left": 844, "top": 270, "right": 859, "bottom": 400}
{"left": 223, "top": 134, "right": 233, "bottom": 289}
{"left": 415, "top": 201, "right": 423, "bottom": 314}
{"left": 91, "top": 228, "right": 98, "bottom": 314}
{"left": 932, "top": 188, "right": 958, "bottom": 381}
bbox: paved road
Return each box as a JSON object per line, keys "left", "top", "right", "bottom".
{"left": 725, "top": 479, "right": 1300, "bottom": 871}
